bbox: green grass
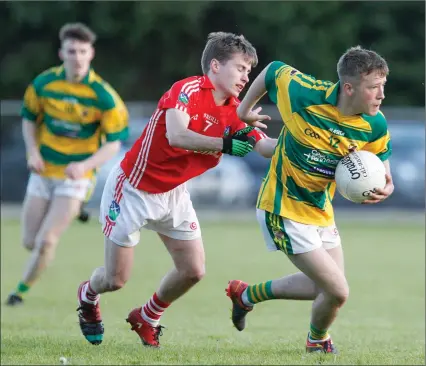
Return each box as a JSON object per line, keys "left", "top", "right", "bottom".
{"left": 1, "top": 217, "right": 425, "bottom": 365}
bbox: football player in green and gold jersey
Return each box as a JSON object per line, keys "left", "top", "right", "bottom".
{"left": 226, "top": 46, "right": 394, "bottom": 354}
{"left": 6, "top": 23, "right": 128, "bottom": 306}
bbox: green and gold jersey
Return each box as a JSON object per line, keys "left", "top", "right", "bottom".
{"left": 21, "top": 65, "right": 129, "bottom": 179}
{"left": 257, "top": 61, "right": 392, "bottom": 226}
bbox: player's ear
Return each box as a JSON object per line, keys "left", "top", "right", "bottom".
{"left": 342, "top": 82, "right": 354, "bottom": 97}
{"left": 210, "top": 59, "right": 220, "bottom": 74}
{"left": 58, "top": 48, "right": 64, "bottom": 61}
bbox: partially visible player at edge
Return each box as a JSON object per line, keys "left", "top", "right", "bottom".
{"left": 76, "top": 32, "right": 277, "bottom": 347}
{"left": 6, "top": 23, "right": 129, "bottom": 306}
{"left": 225, "top": 46, "right": 394, "bottom": 354}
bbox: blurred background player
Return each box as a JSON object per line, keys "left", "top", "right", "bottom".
{"left": 76, "top": 177, "right": 95, "bottom": 223}
{"left": 226, "top": 46, "right": 394, "bottom": 353}
{"left": 6, "top": 22, "right": 129, "bottom": 306}
{"left": 77, "top": 203, "right": 91, "bottom": 223}
{"left": 76, "top": 32, "right": 277, "bottom": 347}
{"left": 77, "top": 135, "right": 108, "bottom": 224}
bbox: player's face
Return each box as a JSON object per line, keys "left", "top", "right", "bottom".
{"left": 59, "top": 39, "right": 94, "bottom": 81}
{"left": 215, "top": 53, "right": 252, "bottom": 98}
{"left": 351, "top": 71, "right": 387, "bottom": 116}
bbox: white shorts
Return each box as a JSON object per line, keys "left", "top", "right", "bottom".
{"left": 256, "top": 209, "right": 341, "bottom": 255}
{"left": 26, "top": 173, "right": 93, "bottom": 201}
{"left": 100, "top": 164, "right": 201, "bottom": 247}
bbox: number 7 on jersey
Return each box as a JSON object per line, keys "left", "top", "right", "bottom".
{"left": 203, "top": 121, "right": 213, "bottom": 131}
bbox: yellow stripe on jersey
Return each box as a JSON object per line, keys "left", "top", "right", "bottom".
{"left": 260, "top": 61, "right": 392, "bottom": 226}
{"left": 44, "top": 80, "right": 98, "bottom": 99}
{"left": 266, "top": 64, "right": 293, "bottom": 121}
{"left": 39, "top": 123, "right": 101, "bottom": 155}
{"left": 22, "top": 85, "right": 42, "bottom": 120}
{"left": 258, "top": 135, "right": 335, "bottom": 226}
{"left": 306, "top": 105, "right": 373, "bottom": 133}
{"left": 363, "top": 133, "right": 392, "bottom": 158}
{"left": 291, "top": 75, "right": 329, "bottom": 91}
{"left": 21, "top": 65, "right": 129, "bottom": 179}
{"left": 41, "top": 98, "right": 101, "bottom": 124}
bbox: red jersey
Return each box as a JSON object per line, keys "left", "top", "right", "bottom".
{"left": 120, "top": 75, "right": 267, "bottom": 193}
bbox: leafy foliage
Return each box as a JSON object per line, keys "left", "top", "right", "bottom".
{"left": 1, "top": 1, "right": 424, "bottom": 105}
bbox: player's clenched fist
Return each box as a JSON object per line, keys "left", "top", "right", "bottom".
{"left": 27, "top": 150, "right": 45, "bottom": 173}
{"left": 222, "top": 127, "right": 256, "bottom": 157}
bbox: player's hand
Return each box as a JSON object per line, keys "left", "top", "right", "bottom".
{"left": 222, "top": 127, "right": 256, "bottom": 157}
{"left": 237, "top": 106, "right": 271, "bottom": 129}
{"left": 27, "top": 151, "right": 45, "bottom": 174}
{"left": 362, "top": 174, "right": 394, "bottom": 204}
{"left": 232, "top": 126, "right": 255, "bottom": 138}
{"left": 348, "top": 145, "right": 358, "bottom": 153}
{"left": 65, "top": 162, "right": 87, "bottom": 180}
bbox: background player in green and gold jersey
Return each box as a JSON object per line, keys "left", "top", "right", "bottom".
{"left": 225, "top": 46, "right": 395, "bottom": 353}
{"left": 6, "top": 23, "right": 129, "bottom": 306}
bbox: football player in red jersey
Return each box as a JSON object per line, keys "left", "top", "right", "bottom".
{"left": 76, "top": 32, "right": 277, "bottom": 348}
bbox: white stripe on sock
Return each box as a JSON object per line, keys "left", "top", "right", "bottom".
{"left": 141, "top": 307, "right": 159, "bottom": 327}
{"left": 81, "top": 283, "right": 99, "bottom": 305}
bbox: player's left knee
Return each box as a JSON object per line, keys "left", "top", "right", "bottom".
{"left": 34, "top": 231, "right": 60, "bottom": 255}
{"left": 105, "top": 276, "right": 127, "bottom": 291}
{"left": 22, "top": 230, "right": 38, "bottom": 251}
{"left": 33, "top": 241, "right": 57, "bottom": 266}
{"left": 184, "top": 265, "right": 205, "bottom": 284}
{"left": 333, "top": 286, "right": 350, "bottom": 307}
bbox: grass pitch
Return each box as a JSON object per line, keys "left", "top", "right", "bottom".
{"left": 1, "top": 214, "right": 424, "bottom": 365}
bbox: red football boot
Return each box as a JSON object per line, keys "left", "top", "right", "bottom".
{"left": 306, "top": 333, "right": 338, "bottom": 354}
{"left": 225, "top": 280, "right": 253, "bottom": 331}
{"left": 126, "top": 307, "right": 165, "bottom": 348}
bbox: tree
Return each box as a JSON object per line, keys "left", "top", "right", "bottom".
{"left": 1, "top": 1, "right": 424, "bottom": 106}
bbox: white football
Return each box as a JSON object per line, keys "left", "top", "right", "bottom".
{"left": 335, "top": 150, "right": 386, "bottom": 203}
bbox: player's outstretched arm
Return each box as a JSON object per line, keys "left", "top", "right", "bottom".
{"left": 237, "top": 63, "right": 273, "bottom": 129}
{"left": 254, "top": 138, "right": 278, "bottom": 158}
{"left": 166, "top": 109, "right": 255, "bottom": 157}
{"left": 166, "top": 108, "right": 224, "bottom": 151}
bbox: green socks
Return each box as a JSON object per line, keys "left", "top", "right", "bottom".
{"left": 244, "top": 280, "right": 276, "bottom": 305}
{"left": 309, "top": 323, "right": 329, "bottom": 341}
{"left": 15, "top": 282, "right": 31, "bottom": 297}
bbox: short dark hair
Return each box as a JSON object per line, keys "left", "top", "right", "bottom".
{"left": 59, "top": 22, "right": 97, "bottom": 44}
{"left": 201, "top": 32, "right": 258, "bottom": 74}
{"left": 337, "top": 46, "right": 389, "bottom": 83}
